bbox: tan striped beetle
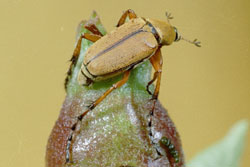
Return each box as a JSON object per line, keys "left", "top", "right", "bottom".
{"left": 66, "top": 9, "right": 200, "bottom": 164}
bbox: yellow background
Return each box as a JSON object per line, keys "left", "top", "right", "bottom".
{"left": 0, "top": 0, "right": 249, "bottom": 166}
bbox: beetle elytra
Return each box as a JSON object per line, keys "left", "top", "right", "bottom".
{"left": 65, "top": 9, "right": 200, "bottom": 164}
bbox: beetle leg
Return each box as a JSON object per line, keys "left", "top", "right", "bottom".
{"left": 71, "top": 33, "right": 101, "bottom": 63}
{"left": 147, "top": 48, "right": 162, "bottom": 122}
{"left": 84, "top": 23, "right": 104, "bottom": 36}
{"left": 66, "top": 70, "right": 131, "bottom": 164}
{"left": 148, "top": 49, "right": 163, "bottom": 100}
{"left": 116, "top": 9, "right": 137, "bottom": 27}
{"left": 64, "top": 33, "right": 101, "bottom": 90}
{"left": 71, "top": 33, "right": 101, "bottom": 62}
{"left": 80, "top": 70, "right": 131, "bottom": 117}
{"left": 146, "top": 71, "right": 159, "bottom": 95}
{"left": 147, "top": 49, "right": 163, "bottom": 149}
{"left": 81, "top": 33, "right": 102, "bottom": 42}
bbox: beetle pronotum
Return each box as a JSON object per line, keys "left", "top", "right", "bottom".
{"left": 65, "top": 9, "right": 200, "bottom": 164}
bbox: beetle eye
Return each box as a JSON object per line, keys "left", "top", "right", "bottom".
{"left": 174, "top": 27, "right": 180, "bottom": 41}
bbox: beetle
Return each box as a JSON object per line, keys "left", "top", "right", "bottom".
{"left": 65, "top": 9, "right": 200, "bottom": 164}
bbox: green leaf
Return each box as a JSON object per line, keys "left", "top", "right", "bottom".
{"left": 188, "top": 120, "right": 249, "bottom": 167}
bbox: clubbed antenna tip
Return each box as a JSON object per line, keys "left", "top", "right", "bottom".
{"left": 165, "top": 11, "right": 174, "bottom": 20}
{"left": 181, "top": 37, "right": 201, "bottom": 47}
{"left": 192, "top": 38, "right": 201, "bottom": 47}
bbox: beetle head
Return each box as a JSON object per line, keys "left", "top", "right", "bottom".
{"left": 147, "top": 15, "right": 201, "bottom": 47}
{"left": 174, "top": 27, "right": 181, "bottom": 42}
{"left": 147, "top": 18, "right": 176, "bottom": 46}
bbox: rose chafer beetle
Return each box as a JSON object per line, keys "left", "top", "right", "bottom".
{"left": 65, "top": 9, "right": 200, "bottom": 164}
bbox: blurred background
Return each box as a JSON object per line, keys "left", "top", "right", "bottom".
{"left": 0, "top": 0, "right": 249, "bottom": 166}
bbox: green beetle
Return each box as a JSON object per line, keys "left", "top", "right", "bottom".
{"left": 65, "top": 9, "right": 200, "bottom": 164}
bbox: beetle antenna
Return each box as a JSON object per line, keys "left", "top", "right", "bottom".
{"left": 179, "top": 36, "right": 201, "bottom": 47}
{"left": 165, "top": 12, "right": 174, "bottom": 21}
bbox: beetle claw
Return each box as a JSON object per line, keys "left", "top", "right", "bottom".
{"left": 146, "top": 85, "right": 153, "bottom": 95}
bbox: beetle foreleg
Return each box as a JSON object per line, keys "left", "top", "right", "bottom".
{"left": 148, "top": 49, "right": 163, "bottom": 100}
{"left": 148, "top": 49, "right": 162, "bottom": 131}
{"left": 116, "top": 9, "right": 137, "bottom": 27}
{"left": 147, "top": 49, "right": 163, "bottom": 153}
{"left": 66, "top": 70, "right": 131, "bottom": 164}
